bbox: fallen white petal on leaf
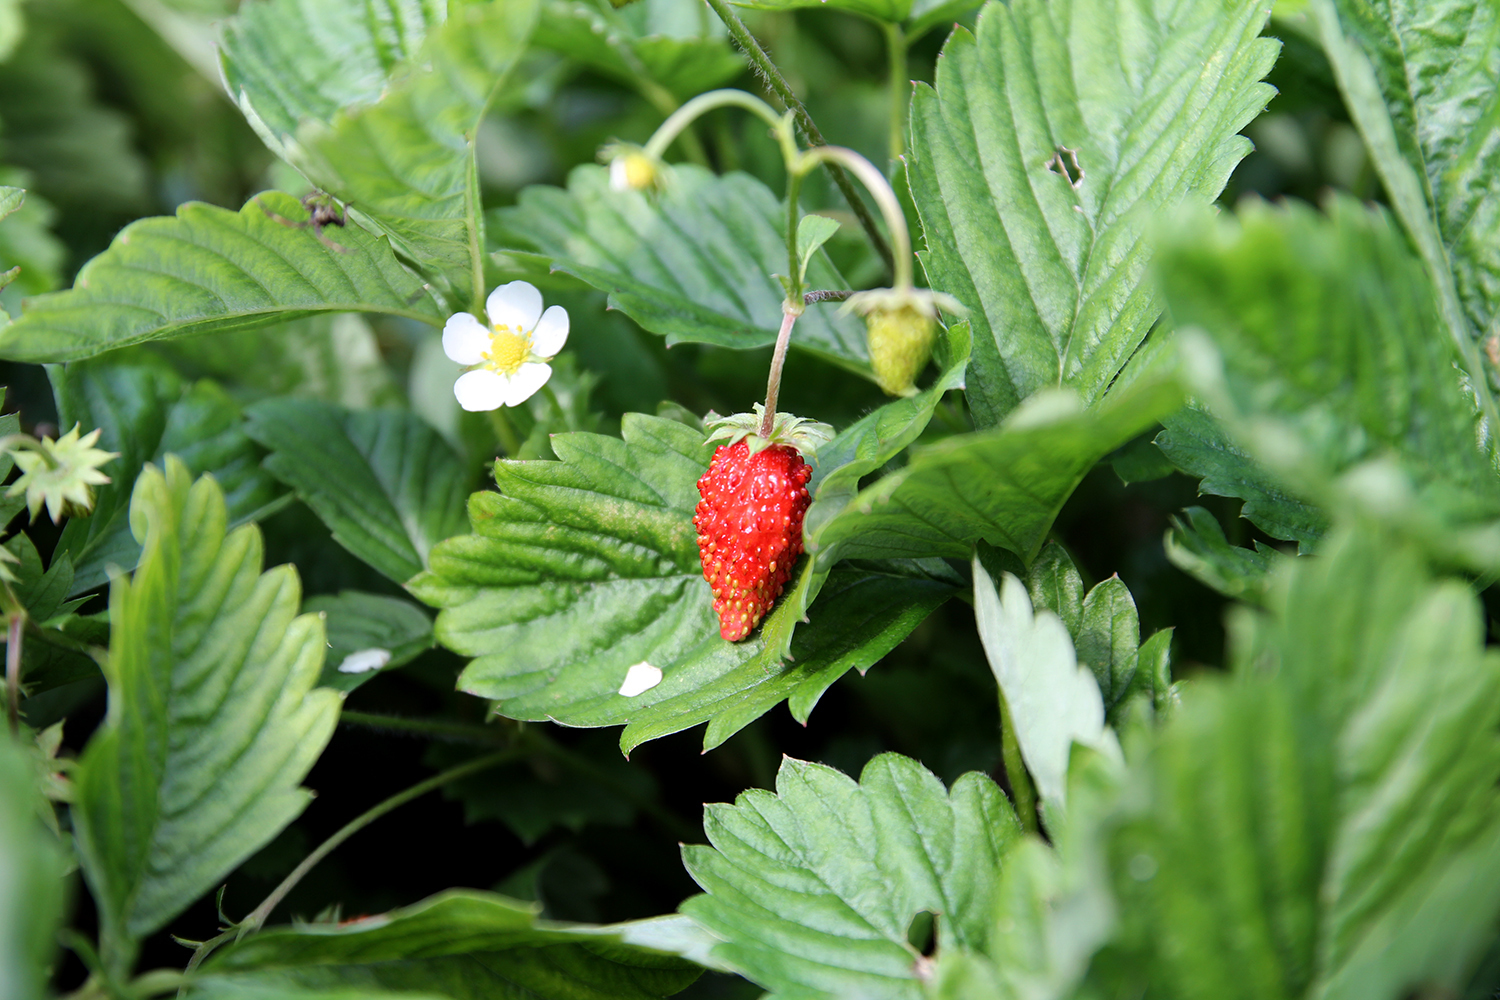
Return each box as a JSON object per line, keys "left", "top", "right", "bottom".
{"left": 338, "top": 648, "right": 393, "bottom": 674}
{"left": 619, "top": 661, "right": 663, "bottom": 697}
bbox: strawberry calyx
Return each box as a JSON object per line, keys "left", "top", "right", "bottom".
{"left": 704, "top": 404, "right": 835, "bottom": 460}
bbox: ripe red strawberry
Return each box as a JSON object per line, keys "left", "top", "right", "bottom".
{"left": 693, "top": 408, "right": 833, "bottom": 641}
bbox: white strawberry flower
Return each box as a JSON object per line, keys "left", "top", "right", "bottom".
{"left": 441, "top": 280, "right": 569, "bottom": 411}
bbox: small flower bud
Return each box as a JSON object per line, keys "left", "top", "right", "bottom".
{"left": 844, "top": 288, "right": 966, "bottom": 397}
{"left": 602, "top": 143, "right": 663, "bottom": 193}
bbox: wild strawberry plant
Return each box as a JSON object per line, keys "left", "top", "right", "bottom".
{"left": 1, "top": 0, "right": 1499, "bottom": 998}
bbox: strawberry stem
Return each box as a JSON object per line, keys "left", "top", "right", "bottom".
{"left": 760, "top": 308, "right": 798, "bottom": 439}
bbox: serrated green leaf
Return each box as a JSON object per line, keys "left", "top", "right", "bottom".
{"left": 0, "top": 730, "right": 67, "bottom": 1000}
{"left": 680, "top": 754, "right": 1019, "bottom": 1000}
{"left": 906, "top": 0, "right": 985, "bottom": 40}
{"left": 72, "top": 458, "right": 340, "bottom": 974}
{"left": 244, "top": 399, "right": 473, "bottom": 585}
{"left": 145, "top": 313, "right": 402, "bottom": 408}
{"left": 411, "top": 412, "right": 953, "bottom": 752}
{"left": 3, "top": 533, "right": 80, "bottom": 623}
{"left": 201, "top": 888, "right": 700, "bottom": 1000}
{"left": 807, "top": 369, "right": 1183, "bottom": 568}
{"left": 795, "top": 214, "right": 841, "bottom": 285}
{"left": 495, "top": 165, "right": 870, "bottom": 371}
{"left": 188, "top": 983, "right": 450, "bottom": 1000}
{"left": 535, "top": 0, "right": 742, "bottom": 98}
{"left": 0, "top": 192, "right": 440, "bottom": 364}
{"left": 0, "top": 171, "right": 65, "bottom": 302}
{"left": 1317, "top": 0, "right": 1500, "bottom": 354}
{"left": 0, "top": 40, "right": 149, "bottom": 212}
{"left": 53, "top": 357, "right": 287, "bottom": 595}
{"left": 302, "top": 591, "right": 433, "bottom": 693}
{"left": 1160, "top": 196, "right": 1500, "bottom": 568}
{"left": 1111, "top": 525, "right": 1500, "bottom": 998}
{"left": 219, "top": 0, "right": 445, "bottom": 162}
{"left": 435, "top": 731, "right": 655, "bottom": 845}
{"left": 0, "top": 187, "right": 23, "bottom": 222}
{"left": 1164, "top": 505, "right": 1276, "bottom": 603}
{"left": 1006, "top": 541, "right": 1171, "bottom": 719}
{"left": 906, "top": 0, "right": 1276, "bottom": 427}
{"left": 1155, "top": 404, "right": 1328, "bottom": 547}
{"left": 289, "top": 0, "right": 539, "bottom": 280}
{"left": 972, "top": 556, "right": 1120, "bottom": 811}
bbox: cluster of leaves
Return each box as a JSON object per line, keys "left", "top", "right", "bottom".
{"left": 1, "top": 0, "right": 1500, "bottom": 998}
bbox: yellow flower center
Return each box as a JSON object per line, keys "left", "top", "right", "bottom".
{"left": 483, "top": 325, "right": 531, "bottom": 375}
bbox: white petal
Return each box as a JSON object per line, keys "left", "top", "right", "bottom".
{"left": 338, "top": 648, "right": 392, "bottom": 674}
{"left": 454, "top": 368, "right": 512, "bottom": 411}
{"left": 442, "top": 312, "right": 490, "bottom": 365}
{"left": 530, "top": 304, "right": 569, "bottom": 357}
{"left": 618, "top": 661, "right": 663, "bottom": 697}
{"left": 486, "top": 280, "right": 544, "bottom": 332}
{"left": 504, "top": 362, "right": 552, "bottom": 406}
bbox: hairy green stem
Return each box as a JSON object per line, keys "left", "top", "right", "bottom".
{"left": 702, "top": 0, "right": 895, "bottom": 273}
{"left": 760, "top": 309, "right": 800, "bottom": 438}
{"left": 796, "top": 145, "right": 913, "bottom": 289}
{"left": 784, "top": 168, "right": 807, "bottom": 306}
{"left": 643, "top": 89, "right": 785, "bottom": 162}
{"left": 883, "top": 22, "right": 907, "bottom": 163}
{"left": 998, "top": 688, "right": 1038, "bottom": 835}
{"left": 239, "top": 750, "right": 518, "bottom": 937}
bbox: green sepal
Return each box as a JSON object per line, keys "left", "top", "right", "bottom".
{"left": 703, "top": 405, "right": 835, "bottom": 459}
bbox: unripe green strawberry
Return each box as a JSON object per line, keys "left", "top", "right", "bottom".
{"left": 866, "top": 303, "right": 937, "bottom": 397}
{"left": 694, "top": 440, "right": 812, "bottom": 641}
{"left": 844, "top": 286, "right": 966, "bottom": 397}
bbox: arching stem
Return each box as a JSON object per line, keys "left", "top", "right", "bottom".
{"left": 643, "top": 89, "right": 787, "bottom": 162}
{"left": 795, "top": 145, "right": 914, "bottom": 290}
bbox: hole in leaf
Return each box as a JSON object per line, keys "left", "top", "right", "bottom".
{"left": 906, "top": 909, "right": 937, "bottom": 957}
{"left": 1047, "top": 145, "right": 1085, "bottom": 189}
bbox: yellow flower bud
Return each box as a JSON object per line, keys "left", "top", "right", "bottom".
{"left": 602, "top": 144, "right": 664, "bottom": 193}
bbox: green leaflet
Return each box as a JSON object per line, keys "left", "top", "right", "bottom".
{"left": 220, "top": 0, "right": 446, "bottom": 162}
{"left": 806, "top": 370, "right": 1184, "bottom": 567}
{"left": 1159, "top": 196, "right": 1500, "bottom": 567}
{"left": 1320, "top": 0, "right": 1500, "bottom": 349}
{"left": 1015, "top": 542, "right": 1173, "bottom": 719}
{"left": 200, "top": 888, "right": 700, "bottom": 1000}
{"left": 1155, "top": 404, "right": 1328, "bottom": 547}
{"left": 679, "top": 753, "right": 1020, "bottom": 1000}
{"left": 245, "top": 399, "right": 473, "bottom": 584}
{"left": 0, "top": 730, "right": 67, "bottom": 1000}
{"left": 0, "top": 192, "right": 439, "bottom": 364}
{"left": 302, "top": 591, "right": 434, "bottom": 693}
{"left": 907, "top": 0, "right": 1277, "bottom": 426}
{"left": 410, "top": 412, "right": 953, "bottom": 753}
{"left": 0, "top": 38, "right": 150, "bottom": 212}
{"left": 0, "top": 174, "right": 65, "bottom": 301}
{"left": 534, "top": 0, "right": 742, "bottom": 98}
{"left": 144, "top": 313, "right": 403, "bottom": 409}
{"left": 1164, "top": 505, "right": 1277, "bottom": 604}
{"left": 71, "top": 459, "right": 340, "bottom": 976}
{"left": 729, "top": 0, "right": 983, "bottom": 38}
{"left": 494, "top": 165, "right": 871, "bottom": 372}
{"left": 290, "top": 0, "right": 539, "bottom": 280}
{"left": 1110, "top": 526, "right": 1500, "bottom": 998}
{"left": 53, "top": 356, "right": 286, "bottom": 595}
{"left": 972, "top": 556, "right": 1120, "bottom": 811}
